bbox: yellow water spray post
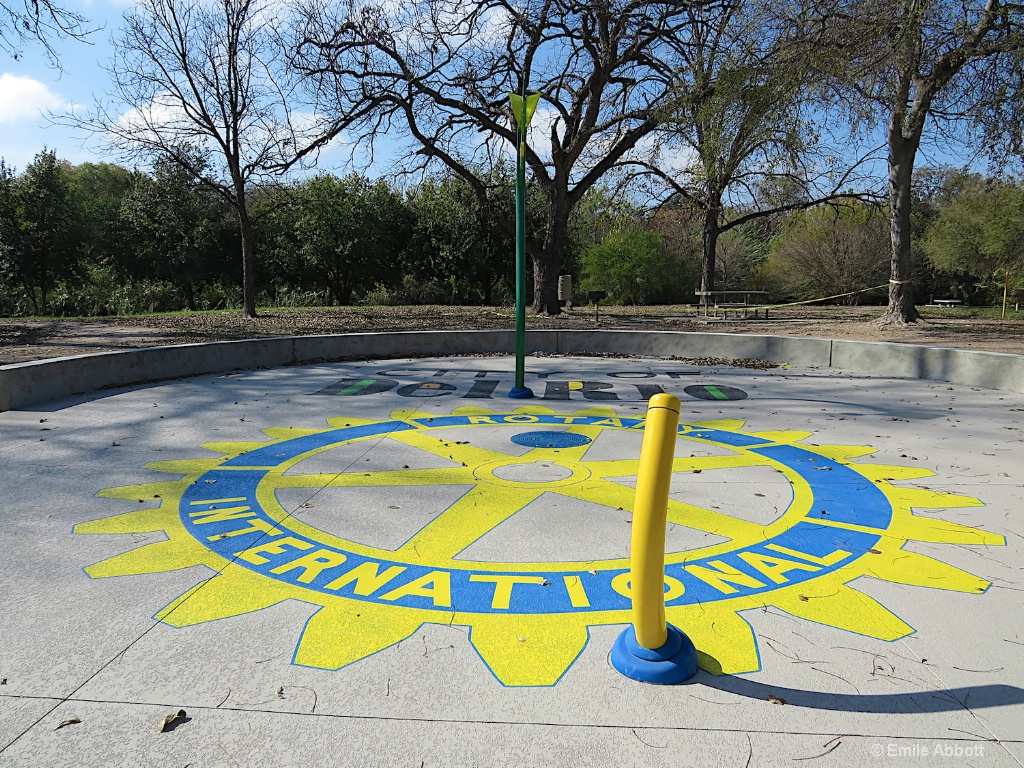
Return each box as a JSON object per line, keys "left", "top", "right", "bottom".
{"left": 610, "top": 393, "right": 699, "bottom": 684}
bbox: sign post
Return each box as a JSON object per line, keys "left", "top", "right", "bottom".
{"left": 508, "top": 87, "right": 539, "bottom": 399}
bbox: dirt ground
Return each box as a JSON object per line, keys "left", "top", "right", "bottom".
{"left": 1, "top": 305, "right": 1022, "bottom": 365}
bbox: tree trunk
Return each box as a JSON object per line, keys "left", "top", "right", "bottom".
{"left": 235, "top": 185, "right": 257, "bottom": 319}
{"left": 482, "top": 272, "right": 493, "bottom": 305}
{"left": 24, "top": 282, "right": 39, "bottom": 315}
{"left": 532, "top": 250, "right": 560, "bottom": 315}
{"left": 881, "top": 135, "right": 921, "bottom": 325}
{"left": 326, "top": 273, "right": 345, "bottom": 305}
{"left": 183, "top": 279, "right": 197, "bottom": 311}
{"left": 532, "top": 196, "right": 568, "bottom": 315}
{"left": 39, "top": 277, "right": 49, "bottom": 316}
{"left": 699, "top": 205, "right": 721, "bottom": 311}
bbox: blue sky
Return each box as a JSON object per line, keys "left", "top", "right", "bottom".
{"left": 1, "top": 0, "right": 126, "bottom": 171}
{"left": 0, "top": 0, "right": 366, "bottom": 175}
{"left": 0, "top": 4, "right": 583, "bottom": 183}
{"left": 0, "top": 1, "right": 982, "bottom": 185}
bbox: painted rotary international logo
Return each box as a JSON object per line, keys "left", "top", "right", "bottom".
{"left": 76, "top": 405, "right": 1003, "bottom": 686}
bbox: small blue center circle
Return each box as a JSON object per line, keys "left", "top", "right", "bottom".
{"left": 510, "top": 431, "right": 593, "bottom": 448}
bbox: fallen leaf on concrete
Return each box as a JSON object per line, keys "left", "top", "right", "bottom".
{"left": 55, "top": 718, "right": 81, "bottom": 731}
{"left": 158, "top": 709, "right": 187, "bottom": 733}
{"left": 276, "top": 687, "right": 285, "bottom": 699}
{"left": 798, "top": 595, "right": 809, "bottom": 602}
{"left": 767, "top": 695, "right": 786, "bottom": 705}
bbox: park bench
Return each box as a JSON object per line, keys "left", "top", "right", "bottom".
{"left": 695, "top": 291, "right": 770, "bottom": 319}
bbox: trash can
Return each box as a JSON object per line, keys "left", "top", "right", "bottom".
{"left": 558, "top": 275, "right": 573, "bottom": 309}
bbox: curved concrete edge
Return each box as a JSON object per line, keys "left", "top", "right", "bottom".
{"left": 0, "top": 329, "right": 1021, "bottom": 411}
{"left": 829, "top": 338, "right": 1024, "bottom": 392}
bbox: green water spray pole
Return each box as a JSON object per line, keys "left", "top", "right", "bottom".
{"left": 508, "top": 86, "right": 539, "bottom": 399}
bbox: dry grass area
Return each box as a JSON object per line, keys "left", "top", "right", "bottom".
{"left": 1, "top": 304, "right": 1022, "bottom": 365}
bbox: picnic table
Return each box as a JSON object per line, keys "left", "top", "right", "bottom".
{"left": 931, "top": 298, "right": 963, "bottom": 308}
{"left": 695, "top": 290, "right": 770, "bottom": 319}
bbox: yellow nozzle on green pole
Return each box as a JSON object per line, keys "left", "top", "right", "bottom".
{"left": 610, "top": 393, "right": 699, "bottom": 684}
{"left": 507, "top": 88, "right": 540, "bottom": 400}
{"left": 509, "top": 92, "right": 540, "bottom": 129}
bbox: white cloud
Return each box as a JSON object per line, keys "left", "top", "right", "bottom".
{"left": 113, "top": 93, "right": 194, "bottom": 137}
{"left": 631, "top": 132, "right": 700, "bottom": 174}
{"left": 527, "top": 105, "right": 564, "bottom": 148}
{"left": 0, "top": 73, "right": 70, "bottom": 123}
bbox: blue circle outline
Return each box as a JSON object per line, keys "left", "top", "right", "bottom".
{"left": 179, "top": 414, "right": 889, "bottom": 615}
{"left": 510, "top": 430, "right": 594, "bottom": 448}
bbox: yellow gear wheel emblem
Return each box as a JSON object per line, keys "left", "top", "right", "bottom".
{"left": 76, "top": 405, "right": 1003, "bottom": 686}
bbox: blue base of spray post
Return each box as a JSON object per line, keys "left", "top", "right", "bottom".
{"left": 508, "top": 387, "right": 535, "bottom": 399}
{"left": 610, "top": 624, "right": 699, "bottom": 684}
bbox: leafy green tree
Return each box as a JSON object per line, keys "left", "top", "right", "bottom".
{"left": 120, "top": 156, "right": 225, "bottom": 310}
{"left": 921, "top": 177, "right": 1024, "bottom": 302}
{"left": 637, "top": 0, "right": 869, "bottom": 310}
{"left": 581, "top": 226, "right": 681, "bottom": 305}
{"left": 252, "top": 182, "right": 308, "bottom": 302}
{"left": 62, "top": 0, "right": 328, "bottom": 317}
{"left": 406, "top": 174, "right": 515, "bottom": 304}
{"left": 0, "top": 160, "right": 18, "bottom": 313}
{"left": 826, "top": 0, "right": 1024, "bottom": 323}
{"left": 647, "top": 206, "right": 703, "bottom": 298}
{"left": 566, "top": 187, "right": 644, "bottom": 281}
{"left": 292, "top": 0, "right": 742, "bottom": 314}
{"left": 65, "top": 162, "right": 137, "bottom": 268}
{"left": 293, "top": 174, "right": 412, "bottom": 305}
{"left": 8, "top": 150, "right": 83, "bottom": 314}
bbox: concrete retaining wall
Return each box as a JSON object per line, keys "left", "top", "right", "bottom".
{"left": 1, "top": 329, "right": 1022, "bottom": 411}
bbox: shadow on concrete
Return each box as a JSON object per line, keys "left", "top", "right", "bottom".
{"left": 696, "top": 671, "right": 1024, "bottom": 713}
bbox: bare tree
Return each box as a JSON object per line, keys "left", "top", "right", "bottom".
{"left": 830, "top": 0, "right": 1024, "bottom": 324}
{"left": 2, "top": 0, "right": 92, "bottom": 64}
{"left": 626, "top": 0, "right": 880, "bottom": 308}
{"left": 59, "top": 0, "right": 329, "bottom": 317}
{"left": 769, "top": 203, "right": 890, "bottom": 302}
{"left": 291, "top": 0, "right": 722, "bottom": 314}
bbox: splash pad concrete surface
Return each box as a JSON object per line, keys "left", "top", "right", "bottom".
{"left": 1, "top": 334, "right": 1023, "bottom": 767}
